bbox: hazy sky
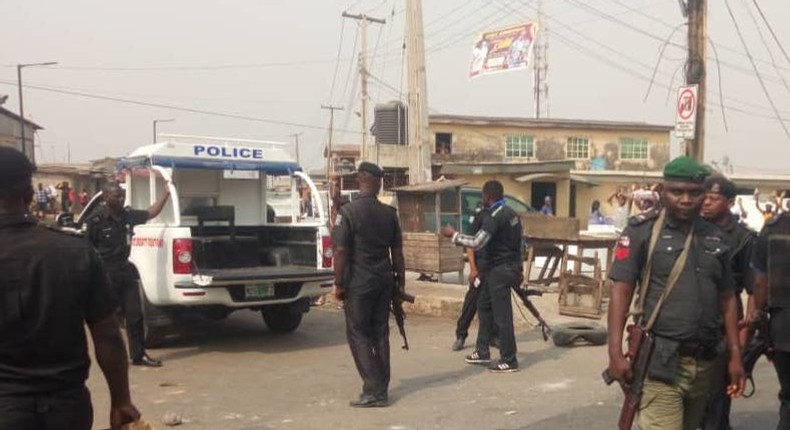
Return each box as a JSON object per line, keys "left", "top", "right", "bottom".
{"left": 2, "top": 0, "right": 789, "bottom": 173}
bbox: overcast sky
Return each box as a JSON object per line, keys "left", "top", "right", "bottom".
{"left": 2, "top": 0, "right": 789, "bottom": 173}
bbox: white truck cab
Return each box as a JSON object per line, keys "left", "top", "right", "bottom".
{"left": 82, "top": 135, "right": 334, "bottom": 344}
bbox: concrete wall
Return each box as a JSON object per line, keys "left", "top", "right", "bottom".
{"left": 429, "top": 123, "right": 671, "bottom": 171}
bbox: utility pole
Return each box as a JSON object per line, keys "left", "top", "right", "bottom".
{"left": 290, "top": 132, "right": 303, "bottom": 166}
{"left": 17, "top": 61, "right": 58, "bottom": 161}
{"left": 405, "top": 0, "right": 431, "bottom": 184}
{"left": 533, "top": 0, "right": 549, "bottom": 119}
{"left": 342, "top": 12, "right": 385, "bottom": 163}
{"left": 685, "top": 0, "right": 707, "bottom": 162}
{"left": 153, "top": 118, "right": 175, "bottom": 143}
{"left": 321, "top": 104, "right": 344, "bottom": 179}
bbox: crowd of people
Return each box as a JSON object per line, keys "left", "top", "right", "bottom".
{"left": 31, "top": 181, "right": 90, "bottom": 220}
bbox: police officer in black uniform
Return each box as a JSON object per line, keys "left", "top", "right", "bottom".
{"left": 0, "top": 147, "right": 140, "bottom": 430}
{"left": 752, "top": 203, "right": 790, "bottom": 429}
{"left": 701, "top": 175, "right": 756, "bottom": 430}
{"left": 86, "top": 182, "right": 171, "bottom": 367}
{"left": 442, "top": 180, "right": 523, "bottom": 373}
{"left": 607, "top": 157, "right": 745, "bottom": 429}
{"left": 333, "top": 162, "right": 406, "bottom": 408}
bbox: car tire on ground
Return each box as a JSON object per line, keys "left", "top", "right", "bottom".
{"left": 261, "top": 303, "right": 304, "bottom": 333}
{"left": 551, "top": 322, "right": 608, "bottom": 347}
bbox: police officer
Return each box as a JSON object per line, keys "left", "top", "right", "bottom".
{"left": 701, "top": 175, "right": 756, "bottom": 430}
{"left": 607, "top": 156, "right": 745, "bottom": 430}
{"left": 0, "top": 147, "right": 140, "bottom": 430}
{"left": 333, "top": 162, "right": 406, "bottom": 408}
{"left": 452, "top": 202, "right": 499, "bottom": 351}
{"left": 751, "top": 199, "right": 790, "bottom": 429}
{"left": 442, "top": 180, "right": 523, "bottom": 373}
{"left": 86, "top": 182, "right": 171, "bottom": 367}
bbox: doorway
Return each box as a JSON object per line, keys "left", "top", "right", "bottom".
{"left": 531, "top": 181, "right": 556, "bottom": 214}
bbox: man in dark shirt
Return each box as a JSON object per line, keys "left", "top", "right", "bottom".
{"left": 0, "top": 147, "right": 139, "bottom": 430}
{"left": 86, "top": 182, "right": 171, "bottom": 367}
{"left": 752, "top": 208, "right": 790, "bottom": 429}
{"left": 443, "top": 180, "right": 523, "bottom": 373}
{"left": 333, "top": 162, "right": 406, "bottom": 408}
{"left": 700, "top": 175, "right": 756, "bottom": 430}
{"left": 607, "top": 156, "right": 745, "bottom": 430}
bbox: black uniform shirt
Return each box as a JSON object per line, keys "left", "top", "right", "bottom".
{"left": 752, "top": 212, "right": 790, "bottom": 352}
{"left": 469, "top": 210, "right": 487, "bottom": 268}
{"left": 86, "top": 206, "right": 149, "bottom": 268}
{"left": 333, "top": 195, "right": 403, "bottom": 294}
{"left": 610, "top": 212, "right": 734, "bottom": 343}
{"left": 0, "top": 214, "right": 116, "bottom": 395}
{"left": 720, "top": 215, "right": 756, "bottom": 295}
{"left": 478, "top": 203, "right": 523, "bottom": 272}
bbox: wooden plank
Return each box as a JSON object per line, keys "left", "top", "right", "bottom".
{"left": 521, "top": 213, "right": 580, "bottom": 240}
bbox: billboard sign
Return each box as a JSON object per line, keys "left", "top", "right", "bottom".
{"left": 469, "top": 23, "right": 538, "bottom": 78}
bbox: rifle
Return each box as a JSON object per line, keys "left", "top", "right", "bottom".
{"left": 742, "top": 322, "right": 772, "bottom": 398}
{"left": 511, "top": 285, "right": 552, "bottom": 341}
{"left": 602, "top": 325, "right": 655, "bottom": 430}
{"left": 391, "top": 274, "right": 415, "bottom": 350}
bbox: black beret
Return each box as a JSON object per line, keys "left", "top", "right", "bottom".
{"left": 357, "top": 161, "right": 383, "bottom": 178}
{"left": 705, "top": 175, "right": 737, "bottom": 199}
{"left": 0, "top": 146, "right": 35, "bottom": 184}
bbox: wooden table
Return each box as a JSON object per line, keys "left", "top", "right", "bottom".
{"left": 523, "top": 234, "right": 618, "bottom": 287}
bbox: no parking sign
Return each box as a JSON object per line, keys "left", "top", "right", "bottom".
{"left": 675, "top": 84, "right": 698, "bottom": 139}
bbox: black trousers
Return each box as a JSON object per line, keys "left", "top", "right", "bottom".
{"left": 0, "top": 386, "right": 92, "bottom": 430}
{"left": 774, "top": 350, "right": 790, "bottom": 430}
{"left": 344, "top": 287, "right": 392, "bottom": 397}
{"left": 701, "top": 371, "right": 732, "bottom": 430}
{"left": 455, "top": 281, "right": 499, "bottom": 341}
{"left": 108, "top": 266, "right": 146, "bottom": 361}
{"left": 476, "top": 264, "right": 520, "bottom": 364}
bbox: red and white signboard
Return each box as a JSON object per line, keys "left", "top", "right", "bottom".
{"left": 675, "top": 84, "right": 698, "bottom": 139}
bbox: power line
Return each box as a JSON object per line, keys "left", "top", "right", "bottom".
{"left": 11, "top": 58, "right": 349, "bottom": 72}
{"left": 723, "top": 0, "right": 790, "bottom": 139}
{"left": 0, "top": 80, "right": 362, "bottom": 134}
{"left": 327, "top": 20, "right": 347, "bottom": 103}
{"left": 750, "top": 0, "right": 790, "bottom": 71}
{"left": 739, "top": 0, "right": 790, "bottom": 95}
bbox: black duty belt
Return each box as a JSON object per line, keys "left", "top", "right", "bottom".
{"left": 677, "top": 341, "right": 719, "bottom": 360}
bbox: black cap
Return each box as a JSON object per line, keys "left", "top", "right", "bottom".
{"left": 0, "top": 146, "right": 35, "bottom": 185}
{"left": 705, "top": 174, "right": 737, "bottom": 199}
{"left": 357, "top": 161, "right": 383, "bottom": 178}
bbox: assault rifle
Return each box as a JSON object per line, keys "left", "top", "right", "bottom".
{"left": 742, "top": 322, "right": 772, "bottom": 398}
{"left": 392, "top": 274, "right": 415, "bottom": 350}
{"left": 602, "top": 325, "right": 655, "bottom": 430}
{"left": 511, "top": 285, "right": 552, "bottom": 341}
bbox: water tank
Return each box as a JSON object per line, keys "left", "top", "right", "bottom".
{"left": 373, "top": 101, "right": 408, "bottom": 145}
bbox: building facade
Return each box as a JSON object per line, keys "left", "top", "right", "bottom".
{"left": 429, "top": 114, "right": 673, "bottom": 222}
{"left": 0, "top": 106, "right": 42, "bottom": 163}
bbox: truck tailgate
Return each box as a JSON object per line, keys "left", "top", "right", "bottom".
{"left": 178, "top": 265, "right": 333, "bottom": 287}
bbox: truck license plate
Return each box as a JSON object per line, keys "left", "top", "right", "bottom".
{"left": 244, "top": 284, "right": 274, "bottom": 299}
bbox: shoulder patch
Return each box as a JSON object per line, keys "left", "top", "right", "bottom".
{"left": 491, "top": 206, "right": 504, "bottom": 218}
{"left": 629, "top": 209, "right": 659, "bottom": 226}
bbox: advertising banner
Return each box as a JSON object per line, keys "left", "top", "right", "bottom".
{"left": 469, "top": 23, "right": 538, "bottom": 78}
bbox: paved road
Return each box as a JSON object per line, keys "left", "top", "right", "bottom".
{"left": 86, "top": 307, "right": 780, "bottom": 430}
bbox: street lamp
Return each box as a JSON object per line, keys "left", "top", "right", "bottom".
{"left": 153, "top": 119, "right": 175, "bottom": 143}
{"left": 17, "top": 61, "right": 58, "bottom": 159}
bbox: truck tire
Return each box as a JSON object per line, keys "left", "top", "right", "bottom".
{"left": 261, "top": 303, "right": 304, "bottom": 333}
{"left": 551, "top": 322, "right": 608, "bottom": 347}
{"left": 139, "top": 285, "right": 170, "bottom": 348}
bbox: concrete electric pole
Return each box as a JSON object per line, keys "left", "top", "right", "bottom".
{"left": 290, "top": 132, "right": 303, "bottom": 166}
{"left": 405, "top": 0, "right": 431, "bottom": 184}
{"left": 685, "top": 0, "right": 707, "bottom": 162}
{"left": 342, "top": 12, "right": 385, "bottom": 163}
{"left": 17, "top": 61, "right": 57, "bottom": 160}
{"left": 533, "top": 0, "right": 550, "bottom": 119}
{"left": 321, "top": 104, "right": 344, "bottom": 178}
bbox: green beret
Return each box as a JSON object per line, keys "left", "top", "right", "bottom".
{"left": 357, "top": 161, "right": 383, "bottom": 178}
{"left": 705, "top": 175, "right": 737, "bottom": 198}
{"left": 663, "top": 156, "right": 709, "bottom": 183}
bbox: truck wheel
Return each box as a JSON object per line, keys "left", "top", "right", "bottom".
{"left": 261, "top": 304, "right": 304, "bottom": 333}
{"left": 139, "top": 285, "right": 170, "bottom": 348}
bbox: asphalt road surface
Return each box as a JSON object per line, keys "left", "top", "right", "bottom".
{"left": 86, "top": 307, "right": 781, "bottom": 430}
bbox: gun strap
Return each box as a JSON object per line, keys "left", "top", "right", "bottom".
{"left": 632, "top": 210, "right": 666, "bottom": 321}
{"left": 644, "top": 222, "right": 695, "bottom": 332}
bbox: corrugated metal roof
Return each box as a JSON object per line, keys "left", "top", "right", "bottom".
{"left": 0, "top": 106, "right": 43, "bottom": 130}
{"left": 429, "top": 114, "right": 673, "bottom": 133}
{"left": 392, "top": 179, "right": 468, "bottom": 193}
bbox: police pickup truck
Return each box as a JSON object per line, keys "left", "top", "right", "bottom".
{"left": 75, "top": 135, "right": 334, "bottom": 344}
